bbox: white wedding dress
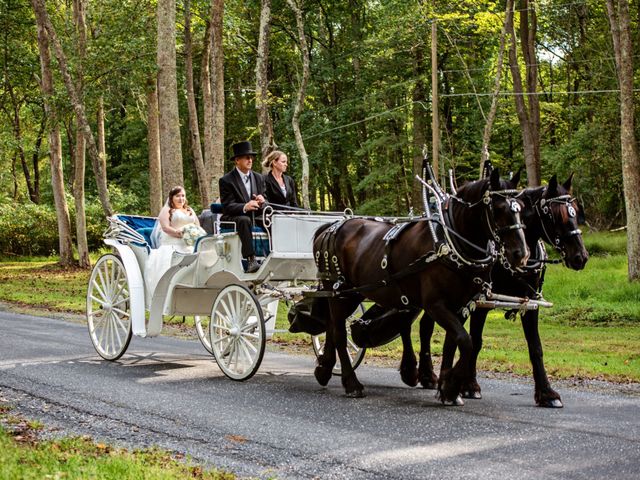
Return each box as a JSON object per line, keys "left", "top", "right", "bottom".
{"left": 145, "top": 210, "right": 197, "bottom": 299}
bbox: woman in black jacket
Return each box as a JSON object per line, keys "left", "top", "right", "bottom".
{"left": 262, "top": 150, "right": 299, "bottom": 208}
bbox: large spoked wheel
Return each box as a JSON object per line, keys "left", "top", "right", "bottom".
{"left": 312, "top": 303, "right": 366, "bottom": 376}
{"left": 86, "top": 254, "right": 133, "bottom": 361}
{"left": 210, "top": 285, "right": 265, "bottom": 381}
{"left": 194, "top": 315, "right": 212, "bottom": 355}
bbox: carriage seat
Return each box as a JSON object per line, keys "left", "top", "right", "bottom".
{"left": 210, "top": 203, "right": 270, "bottom": 257}
{"left": 114, "top": 215, "right": 157, "bottom": 248}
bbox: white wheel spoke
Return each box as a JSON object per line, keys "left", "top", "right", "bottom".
{"left": 91, "top": 279, "right": 108, "bottom": 304}
{"left": 110, "top": 312, "right": 123, "bottom": 349}
{"left": 112, "top": 306, "right": 130, "bottom": 318}
{"left": 220, "top": 298, "right": 236, "bottom": 325}
{"left": 240, "top": 331, "right": 260, "bottom": 341}
{"left": 239, "top": 336, "right": 258, "bottom": 356}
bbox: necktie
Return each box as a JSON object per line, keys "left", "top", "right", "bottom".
{"left": 243, "top": 173, "right": 251, "bottom": 197}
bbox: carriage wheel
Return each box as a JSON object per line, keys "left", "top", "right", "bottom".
{"left": 312, "top": 303, "right": 366, "bottom": 375}
{"left": 194, "top": 316, "right": 213, "bottom": 355}
{"left": 210, "top": 285, "right": 265, "bottom": 381}
{"left": 86, "top": 254, "right": 133, "bottom": 361}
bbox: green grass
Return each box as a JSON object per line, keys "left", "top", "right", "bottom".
{"left": 1, "top": 231, "right": 639, "bottom": 382}
{"left": 0, "top": 422, "right": 234, "bottom": 480}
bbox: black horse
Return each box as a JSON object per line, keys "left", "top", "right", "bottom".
{"left": 312, "top": 170, "right": 530, "bottom": 404}
{"left": 418, "top": 173, "right": 589, "bottom": 407}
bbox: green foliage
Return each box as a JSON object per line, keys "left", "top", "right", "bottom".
{"left": 1, "top": 0, "right": 637, "bottom": 232}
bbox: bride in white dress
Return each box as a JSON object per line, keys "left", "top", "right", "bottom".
{"left": 145, "top": 186, "right": 201, "bottom": 297}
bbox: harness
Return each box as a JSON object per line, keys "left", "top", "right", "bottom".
{"left": 312, "top": 176, "right": 524, "bottom": 318}
{"left": 534, "top": 194, "right": 582, "bottom": 257}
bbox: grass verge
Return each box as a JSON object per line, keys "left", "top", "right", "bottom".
{"left": 0, "top": 410, "right": 233, "bottom": 480}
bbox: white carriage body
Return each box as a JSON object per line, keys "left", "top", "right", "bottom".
{"left": 101, "top": 211, "right": 343, "bottom": 338}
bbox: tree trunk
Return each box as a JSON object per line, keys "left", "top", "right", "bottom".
{"left": 412, "top": 43, "right": 427, "bottom": 210}
{"left": 157, "top": 0, "right": 183, "bottom": 195}
{"left": 73, "top": 0, "right": 90, "bottom": 268}
{"left": 480, "top": 0, "right": 513, "bottom": 177}
{"left": 32, "top": 0, "right": 74, "bottom": 265}
{"left": 606, "top": 0, "right": 640, "bottom": 281}
{"left": 147, "top": 78, "right": 163, "bottom": 215}
{"left": 210, "top": 0, "right": 225, "bottom": 200}
{"left": 201, "top": 16, "right": 215, "bottom": 198}
{"left": 32, "top": 0, "right": 112, "bottom": 216}
{"left": 256, "top": 0, "right": 276, "bottom": 159}
{"left": 184, "top": 0, "right": 210, "bottom": 206}
{"left": 97, "top": 96, "right": 107, "bottom": 177}
{"left": 519, "top": 0, "right": 541, "bottom": 186}
{"left": 287, "top": 0, "right": 311, "bottom": 209}
{"left": 506, "top": 0, "right": 538, "bottom": 187}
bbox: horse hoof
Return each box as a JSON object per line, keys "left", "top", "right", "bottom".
{"left": 401, "top": 370, "right": 419, "bottom": 387}
{"left": 462, "top": 390, "right": 482, "bottom": 399}
{"left": 314, "top": 366, "right": 332, "bottom": 386}
{"left": 346, "top": 389, "right": 365, "bottom": 398}
{"left": 538, "top": 398, "right": 563, "bottom": 408}
{"left": 442, "top": 395, "right": 464, "bottom": 406}
{"left": 420, "top": 380, "right": 437, "bottom": 390}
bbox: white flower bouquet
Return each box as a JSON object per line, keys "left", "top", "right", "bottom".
{"left": 181, "top": 223, "right": 207, "bottom": 246}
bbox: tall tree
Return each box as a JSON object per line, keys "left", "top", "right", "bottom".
{"left": 507, "top": 0, "right": 540, "bottom": 186}
{"left": 606, "top": 0, "right": 640, "bottom": 281}
{"left": 256, "top": 0, "right": 276, "bottom": 159}
{"left": 147, "top": 77, "right": 163, "bottom": 215}
{"left": 72, "top": 0, "right": 90, "bottom": 268}
{"left": 157, "top": 0, "right": 183, "bottom": 194}
{"left": 183, "top": 0, "right": 209, "bottom": 205}
{"left": 31, "top": 0, "right": 113, "bottom": 217}
{"left": 480, "top": 0, "right": 513, "bottom": 177}
{"left": 287, "top": 0, "right": 311, "bottom": 208}
{"left": 31, "top": 0, "right": 74, "bottom": 265}
{"left": 209, "top": 0, "right": 225, "bottom": 200}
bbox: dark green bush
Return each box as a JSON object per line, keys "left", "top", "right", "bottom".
{"left": 0, "top": 192, "right": 139, "bottom": 256}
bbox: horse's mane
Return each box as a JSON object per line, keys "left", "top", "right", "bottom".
{"left": 456, "top": 177, "right": 490, "bottom": 203}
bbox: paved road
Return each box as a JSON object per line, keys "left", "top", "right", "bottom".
{"left": 1, "top": 309, "right": 639, "bottom": 479}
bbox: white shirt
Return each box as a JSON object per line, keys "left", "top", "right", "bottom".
{"left": 236, "top": 167, "right": 252, "bottom": 198}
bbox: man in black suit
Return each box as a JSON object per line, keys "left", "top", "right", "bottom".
{"left": 218, "top": 141, "right": 266, "bottom": 273}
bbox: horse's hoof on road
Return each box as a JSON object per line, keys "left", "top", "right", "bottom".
{"left": 442, "top": 395, "right": 464, "bottom": 406}
{"left": 462, "top": 390, "right": 482, "bottom": 399}
{"left": 345, "top": 389, "right": 365, "bottom": 398}
{"left": 314, "top": 366, "right": 332, "bottom": 386}
{"left": 400, "top": 368, "right": 419, "bottom": 387}
{"left": 538, "top": 398, "right": 563, "bottom": 408}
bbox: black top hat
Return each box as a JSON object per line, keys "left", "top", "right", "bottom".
{"left": 230, "top": 141, "right": 257, "bottom": 160}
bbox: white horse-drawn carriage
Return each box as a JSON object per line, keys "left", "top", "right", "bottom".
{"left": 86, "top": 207, "right": 365, "bottom": 380}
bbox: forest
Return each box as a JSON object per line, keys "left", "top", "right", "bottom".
{"left": 1, "top": 0, "right": 639, "bottom": 276}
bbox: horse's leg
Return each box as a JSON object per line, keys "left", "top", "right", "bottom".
{"left": 521, "top": 310, "right": 563, "bottom": 408}
{"left": 417, "top": 312, "right": 438, "bottom": 389}
{"left": 399, "top": 323, "right": 418, "bottom": 387}
{"left": 460, "top": 309, "right": 488, "bottom": 399}
{"left": 333, "top": 298, "right": 366, "bottom": 397}
{"left": 430, "top": 302, "right": 472, "bottom": 405}
{"left": 314, "top": 297, "right": 338, "bottom": 387}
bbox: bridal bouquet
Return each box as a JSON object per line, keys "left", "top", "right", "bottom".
{"left": 181, "top": 223, "right": 207, "bottom": 246}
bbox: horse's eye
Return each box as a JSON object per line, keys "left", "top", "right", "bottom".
{"left": 510, "top": 200, "right": 521, "bottom": 213}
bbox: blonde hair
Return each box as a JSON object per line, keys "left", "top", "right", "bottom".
{"left": 261, "top": 150, "right": 285, "bottom": 170}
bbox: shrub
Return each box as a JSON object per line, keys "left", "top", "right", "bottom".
{"left": 0, "top": 197, "right": 118, "bottom": 256}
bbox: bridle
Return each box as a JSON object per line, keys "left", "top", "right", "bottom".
{"left": 452, "top": 188, "right": 527, "bottom": 246}
{"left": 534, "top": 193, "right": 583, "bottom": 257}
